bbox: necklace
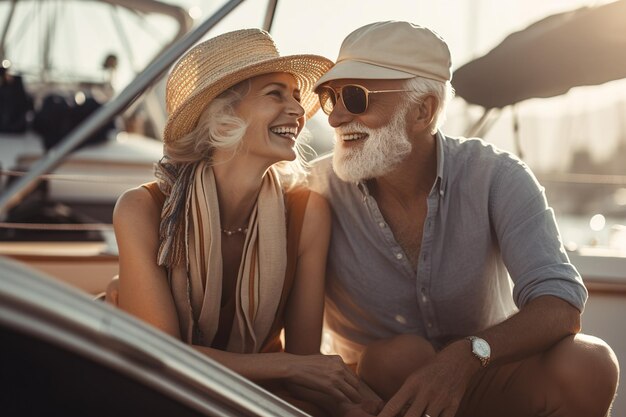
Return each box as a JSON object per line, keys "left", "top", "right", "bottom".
{"left": 221, "top": 226, "right": 248, "bottom": 236}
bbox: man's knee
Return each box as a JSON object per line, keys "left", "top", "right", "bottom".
{"left": 545, "top": 334, "right": 619, "bottom": 417}
{"left": 358, "top": 334, "right": 435, "bottom": 400}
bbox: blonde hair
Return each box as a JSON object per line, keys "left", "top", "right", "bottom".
{"left": 403, "top": 77, "right": 455, "bottom": 134}
{"left": 164, "top": 81, "right": 249, "bottom": 162}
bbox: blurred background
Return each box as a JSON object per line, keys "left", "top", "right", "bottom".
{"left": 6, "top": 0, "right": 623, "bottom": 251}
{"left": 1, "top": 0, "right": 625, "bottom": 414}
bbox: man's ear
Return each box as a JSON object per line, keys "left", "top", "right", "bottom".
{"left": 409, "top": 94, "right": 438, "bottom": 133}
{"left": 407, "top": 94, "right": 439, "bottom": 136}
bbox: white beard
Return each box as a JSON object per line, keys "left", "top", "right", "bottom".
{"left": 332, "top": 107, "right": 412, "bottom": 182}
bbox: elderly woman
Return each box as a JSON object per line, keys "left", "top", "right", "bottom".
{"left": 112, "top": 29, "right": 363, "bottom": 416}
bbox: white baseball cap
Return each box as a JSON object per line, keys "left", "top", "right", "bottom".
{"left": 314, "top": 21, "right": 452, "bottom": 89}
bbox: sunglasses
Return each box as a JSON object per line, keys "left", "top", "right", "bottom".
{"left": 317, "top": 84, "right": 411, "bottom": 115}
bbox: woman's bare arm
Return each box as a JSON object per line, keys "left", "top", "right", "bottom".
{"left": 114, "top": 187, "right": 181, "bottom": 337}
{"left": 281, "top": 192, "right": 376, "bottom": 414}
{"left": 284, "top": 190, "right": 331, "bottom": 354}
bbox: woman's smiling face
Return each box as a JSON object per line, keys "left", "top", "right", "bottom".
{"left": 235, "top": 72, "right": 305, "bottom": 165}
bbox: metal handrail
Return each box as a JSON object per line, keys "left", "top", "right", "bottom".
{"left": 0, "top": 0, "right": 245, "bottom": 215}
{"left": 263, "top": 0, "right": 278, "bottom": 32}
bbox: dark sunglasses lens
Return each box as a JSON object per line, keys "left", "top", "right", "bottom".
{"left": 318, "top": 87, "right": 336, "bottom": 115}
{"left": 342, "top": 85, "right": 367, "bottom": 114}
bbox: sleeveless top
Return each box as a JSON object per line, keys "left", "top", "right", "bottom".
{"left": 142, "top": 181, "right": 311, "bottom": 353}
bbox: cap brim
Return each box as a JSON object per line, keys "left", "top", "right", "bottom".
{"left": 313, "top": 60, "right": 416, "bottom": 90}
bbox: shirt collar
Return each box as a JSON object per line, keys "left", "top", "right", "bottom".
{"left": 357, "top": 179, "right": 370, "bottom": 196}
{"left": 434, "top": 131, "right": 446, "bottom": 197}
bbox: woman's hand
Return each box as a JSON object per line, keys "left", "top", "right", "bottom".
{"left": 284, "top": 353, "right": 362, "bottom": 404}
{"left": 342, "top": 405, "right": 378, "bottom": 417}
{"left": 338, "top": 394, "right": 382, "bottom": 417}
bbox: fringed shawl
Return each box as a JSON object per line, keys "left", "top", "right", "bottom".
{"left": 155, "top": 159, "right": 287, "bottom": 353}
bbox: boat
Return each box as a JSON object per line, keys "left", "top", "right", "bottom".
{"left": 0, "top": 255, "right": 310, "bottom": 417}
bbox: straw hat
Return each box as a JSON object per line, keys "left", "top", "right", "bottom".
{"left": 163, "top": 29, "right": 333, "bottom": 144}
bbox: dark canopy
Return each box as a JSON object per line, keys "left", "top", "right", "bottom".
{"left": 452, "top": 0, "right": 626, "bottom": 109}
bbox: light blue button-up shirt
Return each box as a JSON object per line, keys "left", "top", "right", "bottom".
{"left": 309, "top": 132, "right": 587, "bottom": 363}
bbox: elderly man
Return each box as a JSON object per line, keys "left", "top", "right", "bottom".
{"left": 309, "top": 21, "right": 619, "bottom": 417}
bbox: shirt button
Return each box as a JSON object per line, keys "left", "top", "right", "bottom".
{"left": 421, "top": 294, "right": 428, "bottom": 303}
{"left": 378, "top": 221, "right": 386, "bottom": 228}
{"left": 427, "top": 322, "right": 433, "bottom": 328}
{"left": 395, "top": 314, "right": 407, "bottom": 324}
{"left": 395, "top": 253, "right": 403, "bottom": 260}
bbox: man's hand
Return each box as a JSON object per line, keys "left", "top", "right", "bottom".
{"left": 377, "top": 340, "right": 480, "bottom": 417}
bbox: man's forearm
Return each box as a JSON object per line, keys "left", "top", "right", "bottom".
{"left": 444, "top": 295, "right": 581, "bottom": 369}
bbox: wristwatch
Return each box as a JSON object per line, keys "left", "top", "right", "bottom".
{"left": 466, "top": 336, "right": 491, "bottom": 367}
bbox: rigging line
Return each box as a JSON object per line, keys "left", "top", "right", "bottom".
{"left": 110, "top": 5, "right": 139, "bottom": 74}
{"left": 42, "top": 0, "right": 60, "bottom": 80}
{"left": 0, "top": 222, "right": 113, "bottom": 231}
{"left": 0, "top": 0, "right": 18, "bottom": 59}
{"left": 0, "top": 169, "right": 150, "bottom": 184}
{"left": 4, "top": 1, "right": 32, "bottom": 66}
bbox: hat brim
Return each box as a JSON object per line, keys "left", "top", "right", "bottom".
{"left": 313, "top": 60, "right": 417, "bottom": 91}
{"left": 164, "top": 54, "right": 333, "bottom": 144}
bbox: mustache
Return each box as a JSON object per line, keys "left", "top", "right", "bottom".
{"left": 335, "top": 122, "right": 373, "bottom": 135}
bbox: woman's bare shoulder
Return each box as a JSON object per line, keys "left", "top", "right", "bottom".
{"left": 303, "top": 190, "right": 330, "bottom": 222}
{"left": 113, "top": 186, "right": 161, "bottom": 229}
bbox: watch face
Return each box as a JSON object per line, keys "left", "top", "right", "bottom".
{"left": 473, "top": 338, "right": 491, "bottom": 358}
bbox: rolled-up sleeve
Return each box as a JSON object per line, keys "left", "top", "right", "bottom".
{"left": 491, "top": 157, "right": 588, "bottom": 312}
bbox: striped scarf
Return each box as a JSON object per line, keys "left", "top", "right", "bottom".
{"left": 155, "top": 158, "right": 287, "bottom": 352}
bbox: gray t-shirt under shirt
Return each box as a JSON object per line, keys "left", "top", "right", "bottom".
{"left": 309, "top": 132, "right": 587, "bottom": 363}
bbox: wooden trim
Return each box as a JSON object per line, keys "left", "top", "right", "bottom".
{"left": 586, "top": 281, "right": 626, "bottom": 296}
{"left": 17, "top": 156, "right": 155, "bottom": 170}
{"left": 6, "top": 254, "right": 118, "bottom": 263}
